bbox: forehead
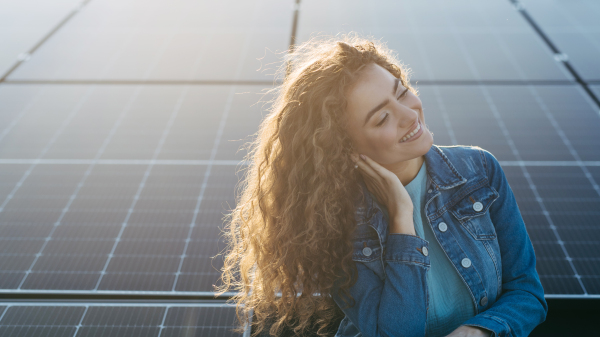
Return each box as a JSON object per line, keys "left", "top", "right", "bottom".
{"left": 349, "top": 63, "right": 395, "bottom": 95}
{"left": 345, "top": 64, "right": 396, "bottom": 120}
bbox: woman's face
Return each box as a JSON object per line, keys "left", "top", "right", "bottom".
{"left": 345, "top": 63, "right": 434, "bottom": 166}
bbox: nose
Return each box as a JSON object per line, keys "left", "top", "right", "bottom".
{"left": 396, "top": 104, "right": 420, "bottom": 128}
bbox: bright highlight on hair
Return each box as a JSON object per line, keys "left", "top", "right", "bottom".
{"left": 216, "top": 33, "right": 417, "bottom": 336}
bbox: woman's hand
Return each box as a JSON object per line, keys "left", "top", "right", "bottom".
{"left": 352, "top": 153, "right": 415, "bottom": 235}
{"left": 445, "top": 325, "right": 492, "bottom": 337}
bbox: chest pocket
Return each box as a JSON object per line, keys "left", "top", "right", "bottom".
{"left": 448, "top": 183, "right": 499, "bottom": 240}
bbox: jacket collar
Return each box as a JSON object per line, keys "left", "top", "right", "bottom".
{"left": 424, "top": 144, "right": 467, "bottom": 190}
{"left": 356, "top": 145, "right": 467, "bottom": 221}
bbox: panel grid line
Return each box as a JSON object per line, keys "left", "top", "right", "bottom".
{"left": 0, "top": 303, "right": 233, "bottom": 307}
{"left": 0, "top": 86, "right": 95, "bottom": 214}
{"left": 2, "top": 158, "right": 600, "bottom": 167}
{"left": 0, "top": 306, "right": 8, "bottom": 324}
{"left": 156, "top": 306, "right": 170, "bottom": 337}
{"left": 72, "top": 305, "right": 89, "bottom": 337}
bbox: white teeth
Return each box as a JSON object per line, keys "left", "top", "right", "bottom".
{"left": 401, "top": 122, "right": 420, "bottom": 142}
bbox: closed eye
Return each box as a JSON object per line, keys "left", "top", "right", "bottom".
{"left": 376, "top": 113, "right": 388, "bottom": 126}
{"left": 376, "top": 88, "right": 410, "bottom": 127}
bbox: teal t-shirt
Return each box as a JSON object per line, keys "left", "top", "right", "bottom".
{"left": 404, "top": 160, "right": 476, "bottom": 337}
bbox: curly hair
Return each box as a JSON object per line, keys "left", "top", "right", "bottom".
{"left": 217, "top": 34, "right": 418, "bottom": 336}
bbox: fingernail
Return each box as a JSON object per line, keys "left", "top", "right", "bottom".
{"left": 360, "top": 154, "right": 366, "bottom": 160}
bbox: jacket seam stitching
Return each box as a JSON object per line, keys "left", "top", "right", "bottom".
{"left": 480, "top": 149, "right": 490, "bottom": 182}
{"left": 434, "top": 145, "right": 465, "bottom": 182}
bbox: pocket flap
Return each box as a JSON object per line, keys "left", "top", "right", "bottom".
{"left": 449, "top": 184, "right": 499, "bottom": 221}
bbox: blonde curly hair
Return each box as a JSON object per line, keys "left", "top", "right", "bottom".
{"left": 217, "top": 34, "right": 417, "bottom": 336}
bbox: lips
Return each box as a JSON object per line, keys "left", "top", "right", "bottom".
{"left": 399, "top": 120, "right": 422, "bottom": 143}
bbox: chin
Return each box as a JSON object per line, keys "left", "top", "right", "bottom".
{"left": 404, "top": 131, "right": 434, "bottom": 158}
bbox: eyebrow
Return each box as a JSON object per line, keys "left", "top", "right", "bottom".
{"left": 363, "top": 78, "right": 400, "bottom": 126}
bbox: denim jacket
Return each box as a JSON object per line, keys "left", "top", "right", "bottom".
{"left": 332, "top": 145, "right": 548, "bottom": 337}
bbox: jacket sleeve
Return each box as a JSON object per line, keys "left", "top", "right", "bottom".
{"left": 461, "top": 150, "right": 548, "bottom": 337}
{"left": 332, "top": 233, "right": 430, "bottom": 337}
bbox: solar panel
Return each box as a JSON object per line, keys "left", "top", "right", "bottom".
{"left": 0, "top": 0, "right": 82, "bottom": 77}
{"left": 297, "top": 0, "right": 573, "bottom": 81}
{"left": 520, "top": 0, "right": 600, "bottom": 81}
{"left": 7, "top": 0, "right": 292, "bottom": 82}
{"left": 0, "top": 303, "right": 240, "bottom": 337}
{"left": 1, "top": 0, "right": 599, "bottom": 334}
{"left": 1, "top": 83, "right": 598, "bottom": 295}
{"left": 0, "top": 83, "right": 267, "bottom": 293}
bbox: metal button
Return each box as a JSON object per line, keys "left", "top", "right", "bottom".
{"left": 438, "top": 222, "right": 448, "bottom": 232}
{"left": 480, "top": 296, "right": 488, "bottom": 306}
{"left": 461, "top": 258, "right": 471, "bottom": 268}
{"left": 362, "top": 247, "right": 372, "bottom": 256}
{"left": 473, "top": 202, "right": 483, "bottom": 212}
{"left": 422, "top": 246, "right": 428, "bottom": 256}
{"left": 427, "top": 189, "right": 433, "bottom": 193}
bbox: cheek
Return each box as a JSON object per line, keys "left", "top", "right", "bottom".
{"left": 368, "top": 127, "right": 398, "bottom": 151}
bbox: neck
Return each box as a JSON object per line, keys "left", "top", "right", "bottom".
{"left": 383, "top": 155, "right": 424, "bottom": 186}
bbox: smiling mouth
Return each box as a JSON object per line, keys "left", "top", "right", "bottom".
{"left": 399, "top": 120, "right": 422, "bottom": 143}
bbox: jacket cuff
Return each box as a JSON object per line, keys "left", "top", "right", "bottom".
{"left": 384, "top": 233, "right": 430, "bottom": 266}
{"left": 462, "top": 313, "right": 511, "bottom": 337}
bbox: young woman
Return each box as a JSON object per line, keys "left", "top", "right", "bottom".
{"left": 219, "top": 35, "right": 548, "bottom": 337}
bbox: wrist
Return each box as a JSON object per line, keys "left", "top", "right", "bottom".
{"left": 389, "top": 213, "right": 415, "bottom": 235}
{"left": 389, "top": 203, "right": 413, "bottom": 220}
{"left": 463, "top": 325, "right": 492, "bottom": 337}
